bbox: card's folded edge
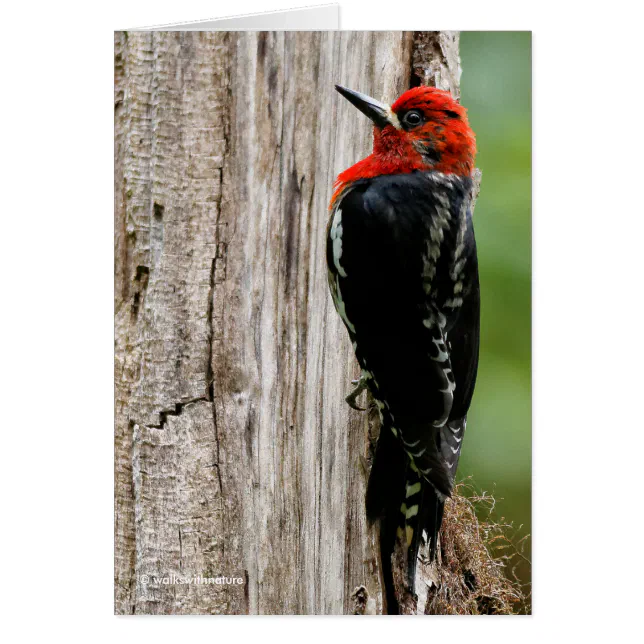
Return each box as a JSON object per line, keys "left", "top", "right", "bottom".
{"left": 125, "top": 4, "right": 340, "bottom": 31}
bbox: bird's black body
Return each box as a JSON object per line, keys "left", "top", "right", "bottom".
{"left": 326, "top": 170, "right": 480, "bottom": 611}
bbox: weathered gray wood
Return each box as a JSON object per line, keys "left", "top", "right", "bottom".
{"left": 115, "top": 30, "right": 233, "bottom": 615}
{"left": 411, "top": 31, "right": 461, "bottom": 97}
{"left": 115, "top": 30, "right": 472, "bottom": 615}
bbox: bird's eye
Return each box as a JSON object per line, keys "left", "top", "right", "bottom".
{"left": 402, "top": 110, "right": 423, "bottom": 127}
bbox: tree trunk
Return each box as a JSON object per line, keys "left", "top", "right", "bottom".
{"left": 115, "top": 30, "right": 468, "bottom": 615}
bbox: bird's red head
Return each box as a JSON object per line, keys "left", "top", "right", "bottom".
{"left": 332, "top": 85, "right": 476, "bottom": 203}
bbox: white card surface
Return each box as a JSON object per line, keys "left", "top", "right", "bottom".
{"left": 132, "top": 4, "right": 340, "bottom": 31}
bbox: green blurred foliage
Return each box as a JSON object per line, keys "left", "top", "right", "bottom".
{"left": 458, "top": 32, "right": 532, "bottom": 579}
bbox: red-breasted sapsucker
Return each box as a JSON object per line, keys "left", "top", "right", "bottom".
{"left": 327, "top": 85, "right": 479, "bottom": 613}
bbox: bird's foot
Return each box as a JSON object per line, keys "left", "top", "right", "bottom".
{"left": 346, "top": 373, "right": 368, "bottom": 411}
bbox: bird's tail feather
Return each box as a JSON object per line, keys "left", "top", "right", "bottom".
{"left": 366, "top": 423, "right": 445, "bottom": 611}
{"left": 366, "top": 422, "right": 405, "bottom": 614}
{"left": 402, "top": 466, "right": 444, "bottom": 588}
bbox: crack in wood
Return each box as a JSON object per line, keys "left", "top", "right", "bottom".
{"left": 147, "top": 397, "right": 209, "bottom": 430}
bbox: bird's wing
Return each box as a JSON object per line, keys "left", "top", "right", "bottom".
{"left": 441, "top": 207, "right": 480, "bottom": 483}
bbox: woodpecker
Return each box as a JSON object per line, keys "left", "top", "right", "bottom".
{"left": 327, "top": 85, "right": 479, "bottom": 612}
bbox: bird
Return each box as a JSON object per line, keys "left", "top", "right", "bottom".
{"left": 326, "top": 84, "right": 480, "bottom": 613}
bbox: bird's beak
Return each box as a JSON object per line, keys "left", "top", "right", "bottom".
{"left": 335, "top": 85, "right": 392, "bottom": 129}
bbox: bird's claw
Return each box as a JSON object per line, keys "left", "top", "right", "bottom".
{"left": 346, "top": 374, "right": 368, "bottom": 411}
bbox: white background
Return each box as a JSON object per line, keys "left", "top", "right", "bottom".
{"left": 1, "top": 0, "right": 642, "bottom": 640}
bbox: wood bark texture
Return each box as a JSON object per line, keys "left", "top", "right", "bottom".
{"left": 115, "top": 30, "right": 463, "bottom": 615}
